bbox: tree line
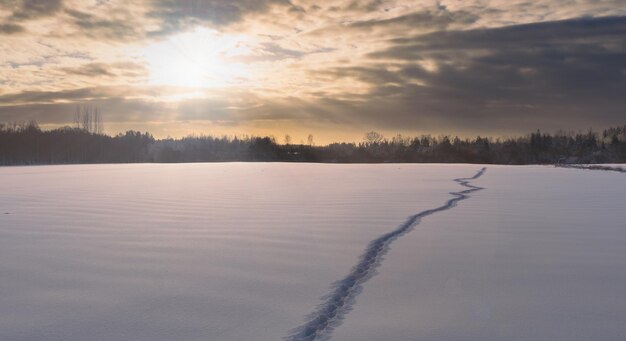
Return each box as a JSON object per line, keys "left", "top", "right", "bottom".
{"left": 1, "top": 121, "right": 625, "bottom": 165}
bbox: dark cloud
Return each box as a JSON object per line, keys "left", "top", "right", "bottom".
{"left": 1, "top": 2, "right": 625, "bottom": 138}
{"left": 0, "top": 88, "right": 238, "bottom": 129}
{"left": 306, "top": 7, "right": 477, "bottom": 38}
{"left": 0, "top": 86, "right": 167, "bottom": 105}
{"left": 59, "top": 62, "right": 148, "bottom": 78}
{"left": 0, "top": 22, "right": 23, "bottom": 34}
{"left": 0, "top": 0, "right": 62, "bottom": 35}
{"left": 348, "top": 8, "right": 477, "bottom": 31}
{"left": 258, "top": 42, "right": 303, "bottom": 58}
{"left": 230, "top": 42, "right": 335, "bottom": 63}
{"left": 373, "top": 15, "right": 626, "bottom": 59}
{"left": 315, "top": 16, "right": 626, "bottom": 133}
{"left": 61, "top": 63, "right": 114, "bottom": 77}
{"left": 0, "top": 98, "right": 171, "bottom": 126}
{"left": 11, "top": 0, "right": 63, "bottom": 20}
{"left": 315, "top": 66, "right": 405, "bottom": 85}
{"left": 345, "top": 0, "right": 384, "bottom": 12}
{"left": 0, "top": 87, "right": 120, "bottom": 105}
{"left": 147, "top": 0, "right": 295, "bottom": 36}
{"left": 64, "top": 9, "right": 139, "bottom": 40}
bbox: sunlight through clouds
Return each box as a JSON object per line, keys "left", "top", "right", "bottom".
{"left": 143, "top": 27, "right": 253, "bottom": 88}
{"left": 0, "top": 0, "right": 625, "bottom": 141}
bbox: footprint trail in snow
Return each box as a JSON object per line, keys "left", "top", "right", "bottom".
{"left": 285, "top": 168, "right": 487, "bottom": 341}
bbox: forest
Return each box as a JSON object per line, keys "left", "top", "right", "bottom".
{"left": 1, "top": 121, "right": 625, "bottom": 165}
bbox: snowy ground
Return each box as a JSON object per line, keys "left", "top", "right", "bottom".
{"left": 0, "top": 163, "right": 625, "bottom": 340}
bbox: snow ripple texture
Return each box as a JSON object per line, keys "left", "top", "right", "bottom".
{"left": 286, "top": 168, "right": 487, "bottom": 341}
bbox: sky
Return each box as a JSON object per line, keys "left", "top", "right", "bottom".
{"left": 0, "top": 0, "right": 625, "bottom": 143}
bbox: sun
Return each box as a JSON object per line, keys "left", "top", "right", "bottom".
{"left": 143, "top": 27, "right": 250, "bottom": 88}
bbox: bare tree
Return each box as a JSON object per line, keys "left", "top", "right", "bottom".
{"left": 392, "top": 134, "right": 410, "bottom": 146}
{"left": 81, "top": 105, "right": 91, "bottom": 132}
{"left": 94, "top": 107, "right": 103, "bottom": 135}
{"left": 307, "top": 134, "right": 314, "bottom": 146}
{"left": 74, "top": 106, "right": 80, "bottom": 129}
{"left": 284, "top": 134, "right": 292, "bottom": 145}
{"left": 364, "top": 131, "right": 384, "bottom": 145}
{"left": 73, "top": 104, "right": 104, "bottom": 134}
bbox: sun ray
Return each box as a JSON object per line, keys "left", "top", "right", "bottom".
{"left": 143, "top": 27, "right": 251, "bottom": 88}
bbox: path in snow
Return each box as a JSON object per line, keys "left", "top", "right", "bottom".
{"left": 285, "top": 168, "right": 487, "bottom": 341}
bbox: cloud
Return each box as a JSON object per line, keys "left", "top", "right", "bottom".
{"left": 11, "top": 0, "right": 63, "bottom": 20}
{"left": 1, "top": 1, "right": 625, "bottom": 140}
{"left": 0, "top": 0, "right": 62, "bottom": 35}
{"left": 64, "top": 8, "right": 139, "bottom": 41}
{"left": 59, "top": 62, "right": 148, "bottom": 79}
{"left": 375, "top": 15, "right": 626, "bottom": 56}
{"left": 0, "top": 85, "right": 176, "bottom": 105}
{"left": 347, "top": 8, "right": 477, "bottom": 31}
{"left": 0, "top": 98, "right": 171, "bottom": 126}
{"left": 0, "top": 86, "right": 129, "bottom": 105}
{"left": 312, "top": 16, "right": 626, "bottom": 133}
{"left": 344, "top": 0, "right": 384, "bottom": 12}
{"left": 146, "top": 0, "right": 297, "bottom": 36}
{"left": 60, "top": 62, "right": 115, "bottom": 77}
{"left": 0, "top": 22, "right": 23, "bottom": 33}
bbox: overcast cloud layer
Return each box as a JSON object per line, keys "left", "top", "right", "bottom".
{"left": 1, "top": 0, "right": 625, "bottom": 142}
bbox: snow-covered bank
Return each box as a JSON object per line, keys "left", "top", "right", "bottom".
{"left": 333, "top": 165, "right": 626, "bottom": 340}
{"left": 556, "top": 163, "right": 626, "bottom": 173}
{"left": 1, "top": 164, "right": 624, "bottom": 340}
{"left": 0, "top": 163, "right": 474, "bottom": 340}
